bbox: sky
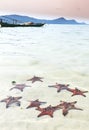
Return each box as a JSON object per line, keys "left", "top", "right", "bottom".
{"left": 0, "top": 0, "right": 89, "bottom": 21}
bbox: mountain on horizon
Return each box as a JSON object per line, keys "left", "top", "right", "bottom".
{"left": 0, "top": 14, "right": 86, "bottom": 25}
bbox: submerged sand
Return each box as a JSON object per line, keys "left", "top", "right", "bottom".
{"left": 0, "top": 56, "right": 89, "bottom": 130}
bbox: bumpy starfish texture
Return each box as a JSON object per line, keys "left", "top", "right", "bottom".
{"left": 67, "top": 87, "right": 88, "bottom": 97}
{"left": 48, "top": 83, "right": 69, "bottom": 92}
{"left": 26, "top": 99, "right": 46, "bottom": 109}
{"left": 27, "top": 76, "right": 43, "bottom": 83}
{"left": 0, "top": 96, "right": 22, "bottom": 108}
{"left": 36, "top": 105, "right": 60, "bottom": 118}
{"left": 57, "top": 101, "right": 83, "bottom": 116}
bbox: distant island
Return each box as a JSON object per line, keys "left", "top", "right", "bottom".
{"left": 0, "top": 14, "right": 86, "bottom": 25}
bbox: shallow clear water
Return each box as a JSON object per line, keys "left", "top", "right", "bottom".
{"left": 0, "top": 24, "right": 89, "bottom": 86}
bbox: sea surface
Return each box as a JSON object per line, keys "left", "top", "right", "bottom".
{"left": 0, "top": 25, "right": 89, "bottom": 85}
{"left": 0, "top": 25, "right": 89, "bottom": 130}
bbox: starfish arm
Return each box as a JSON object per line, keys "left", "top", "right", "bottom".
{"left": 67, "top": 88, "right": 74, "bottom": 92}
{"left": 27, "top": 79, "right": 32, "bottom": 81}
{"left": 71, "top": 94, "right": 75, "bottom": 97}
{"left": 34, "top": 99, "right": 39, "bottom": 102}
{"left": 83, "top": 91, "right": 88, "bottom": 93}
{"left": 66, "top": 84, "right": 70, "bottom": 87}
{"left": 6, "top": 100, "right": 11, "bottom": 108}
{"left": 37, "top": 112, "right": 45, "bottom": 117}
{"left": 9, "top": 87, "right": 17, "bottom": 91}
{"left": 26, "top": 105, "right": 31, "bottom": 109}
{"left": 39, "top": 79, "right": 43, "bottom": 82}
{"left": 35, "top": 107, "right": 43, "bottom": 111}
{"left": 57, "top": 88, "right": 61, "bottom": 93}
{"left": 26, "top": 104, "right": 35, "bottom": 109}
{"left": 49, "top": 111, "right": 54, "bottom": 118}
{"left": 40, "top": 101, "right": 47, "bottom": 105}
{"left": 6, "top": 104, "right": 9, "bottom": 108}
{"left": 32, "top": 80, "right": 35, "bottom": 83}
{"left": 73, "top": 107, "right": 83, "bottom": 111}
{"left": 31, "top": 79, "right": 43, "bottom": 83}
{"left": 48, "top": 85, "right": 56, "bottom": 88}
{"left": 0, "top": 97, "right": 11, "bottom": 102}
{"left": 0, "top": 99, "right": 7, "bottom": 102}
{"left": 71, "top": 93, "right": 86, "bottom": 97}
{"left": 81, "top": 94, "right": 86, "bottom": 97}
{"left": 20, "top": 88, "right": 23, "bottom": 92}
{"left": 6, "top": 101, "right": 21, "bottom": 108}
{"left": 37, "top": 111, "right": 53, "bottom": 118}
{"left": 70, "top": 101, "right": 77, "bottom": 105}
{"left": 62, "top": 108, "right": 68, "bottom": 116}
{"left": 15, "top": 101, "right": 21, "bottom": 106}
{"left": 15, "top": 96, "right": 22, "bottom": 100}
{"left": 26, "top": 104, "right": 39, "bottom": 109}
{"left": 10, "top": 87, "right": 24, "bottom": 92}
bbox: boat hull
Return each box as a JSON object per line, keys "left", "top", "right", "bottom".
{"left": 0, "top": 23, "right": 44, "bottom": 27}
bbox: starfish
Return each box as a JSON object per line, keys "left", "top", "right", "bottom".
{"left": 67, "top": 87, "right": 88, "bottom": 97}
{"left": 36, "top": 105, "right": 60, "bottom": 118}
{"left": 26, "top": 99, "right": 47, "bottom": 109}
{"left": 10, "top": 82, "right": 31, "bottom": 92}
{"left": 0, "top": 96, "right": 22, "bottom": 108}
{"left": 48, "top": 83, "right": 70, "bottom": 92}
{"left": 27, "top": 76, "right": 43, "bottom": 83}
{"left": 58, "top": 101, "right": 83, "bottom": 116}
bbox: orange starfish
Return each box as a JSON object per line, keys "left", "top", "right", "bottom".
{"left": 36, "top": 105, "right": 60, "bottom": 118}
{"left": 67, "top": 87, "right": 88, "bottom": 97}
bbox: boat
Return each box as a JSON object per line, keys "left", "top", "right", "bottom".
{"left": 0, "top": 21, "right": 45, "bottom": 27}
{"left": 0, "top": 16, "right": 45, "bottom": 27}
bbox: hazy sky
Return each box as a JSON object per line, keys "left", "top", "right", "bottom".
{"left": 0, "top": 0, "right": 89, "bottom": 20}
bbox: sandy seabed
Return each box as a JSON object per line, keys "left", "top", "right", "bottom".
{"left": 0, "top": 56, "right": 89, "bottom": 130}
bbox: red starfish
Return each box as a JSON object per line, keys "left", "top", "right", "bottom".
{"left": 58, "top": 101, "right": 83, "bottom": 116}
{"left": 0, "top": 96, "right": 22, "bottom": 108}
{"left": 48, "top": 83, "right": 69, "bottom": 92}
{"left": 67, "top": 87, "right": 88, "bottom": 97}
{"left": 10, "top": 83, "right": 31, "bottom": 92}
{"left": 36, "top": 105, "right": 60, "bottom": 118}
{"left": 26, "top": 99, "right": 46, "bottom": 109}
{"left": 27, "top": 76, "right": 43, "bottom": 83}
